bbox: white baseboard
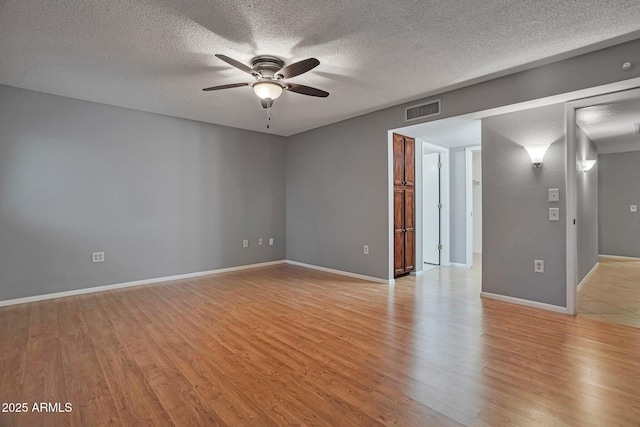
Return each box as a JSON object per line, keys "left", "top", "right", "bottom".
{"left": 599, "top": 254, "right": 640, "bottom": 261}
{"left": 0, "top": 260, "right": 286, "bottom": 307}
{"left": 449, "top": 262, "right": 468, "bottom": 268}
{"left": 480, "top": 292, "right": 569, "bottom": 314}
{"left": 285, "top": 260, "right": 394, "bottom": 284}
{"left": 577, "top": 262, "right": 599, "bottom": 292}
{"left": 410, "top": 270, "right": 424, "bottom": 276}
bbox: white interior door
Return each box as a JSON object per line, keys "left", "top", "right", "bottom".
{"left": 423, "top": 152, "right": 440, "bottom": 265}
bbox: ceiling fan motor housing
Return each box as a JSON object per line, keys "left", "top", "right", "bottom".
{"left": 251, "top": 56, "right": 285, "bottom": 78}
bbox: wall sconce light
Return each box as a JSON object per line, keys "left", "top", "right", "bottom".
{"left": 576, "top": 160, "right": 596, "bottom": 172}
{"left": 524, "top": 144, "right": 550, "bottom": 168}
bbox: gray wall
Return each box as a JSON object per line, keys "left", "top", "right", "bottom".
{"left": 576, "top": 127, "right": 599, "bottom": 281}
{"left": 0, "top": 85, "right": 286, "bottom": 300}
{"left": 449, "top": 147, "right": 467, "bottom": 264}
{"left": 598, "top": 151, "right": 640, "bottom": 257}
{"left": 285, "top": 120, "right": 389, "bottom": 279}
{"left": 286, "top": 38, "right": 640, "bottom": 281}
{"left": 481, "top": 104, "right": 567, "bottom": 307}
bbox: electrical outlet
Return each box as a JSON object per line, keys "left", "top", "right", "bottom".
{"left": 363, "top": 245, "right": 369, "bottom": 255}
{"left": 269, "top": 238, "right": 274, "bottom": 246}
{"left": 258, "top": 238, "right": 263, "bottom": 245}
{"left": 92, "top": 252, "right": 105, "bottom": 263}
{"left": 243, "top": 239, "right": 248, "bottom": 248}
{"left": 534, "top": 259, "right": 544, "bottom": 273}
{"left": 549, "top": 208, "right": 560, "bottom": 221}
{"left": 631, "top": 205, "right": 638, "bottom": 213}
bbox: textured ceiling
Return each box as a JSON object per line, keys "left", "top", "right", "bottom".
{"left": 397, "top": 119, "right": 481, "bottom": 149}
{"left": 2, "top": 1, "right": 640, "bottom": 136}
{"left": 577, "top": 97, "right": 640, "bottom": 153}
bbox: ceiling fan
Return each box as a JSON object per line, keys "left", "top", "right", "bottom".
{"left": 203, "top": 54, "right": 329, "bottom": 109}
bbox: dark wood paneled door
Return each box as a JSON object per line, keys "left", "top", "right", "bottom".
{"left": 404, "top": 188, "right": 415, "bottom": 272}
{"left": 393, "top": 133, "right": 415, "bottom": 277}
{"left": 394, "top": 188, "right": 406, "bottom": 275}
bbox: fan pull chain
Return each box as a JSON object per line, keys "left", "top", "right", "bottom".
{"left": 266, "top": 105, "right": 271, "bottom": 129}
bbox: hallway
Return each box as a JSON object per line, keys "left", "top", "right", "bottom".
{"left": 578, "top": 257, "right": 640, "bottom": 328}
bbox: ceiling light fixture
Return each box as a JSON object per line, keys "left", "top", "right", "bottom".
{"left": 252, "top": 81, "right": 283, "bottom": 100}
{"left": 524, "top": 145, "right": 550, "bottom": 168}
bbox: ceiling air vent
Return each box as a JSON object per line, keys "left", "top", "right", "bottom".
{"left": 634, "top": 123, "right": 640, "bottom": 135}
{"left": 405, "top": 99, "right": 441, "bottom": 122}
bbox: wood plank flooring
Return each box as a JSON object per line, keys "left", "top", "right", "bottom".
{"left": 578, "top": 257, "right": 640, "bottom": 328}
{"left": 1, "top": 263, "right": 640, "bottom": 426}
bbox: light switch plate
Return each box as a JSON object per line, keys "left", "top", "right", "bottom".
{"left": 548, "top": 188, "right": 559, "bottom": 202}
{"left": 92, "top": 252, "right": 105, "bottom": 263}
{"left": 631, "top": 205, "right": 638, "bottom": 213}
{"left": 549, "top": 208, "right": 560, "bottom": 221}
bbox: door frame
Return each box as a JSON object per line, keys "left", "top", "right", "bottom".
{"left": 565, "top": 87, "right": 640, "bottom": 315}
{"left": 421, "top": 140, "right": 451, "bottom": 267}
{"left": 465, "top": 145, "right": 482, "bottom": 268}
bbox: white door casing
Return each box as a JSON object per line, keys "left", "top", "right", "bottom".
{"left": 423, "top": 152, "right": 441, "bottom": 265}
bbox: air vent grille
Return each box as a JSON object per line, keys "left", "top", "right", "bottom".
{"left": 405, "top": 100, "right": 441, "bottom": 121}
{"left": 634, "top": 123, "right": 640, "bottom": 135}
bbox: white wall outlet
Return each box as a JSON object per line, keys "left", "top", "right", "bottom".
{"left": 548, "top": 188, "right": 559, "bottom": 202}
{"left": 269, "top": 238, "right": 274, "bottom": 246}
{"left": 243, "top": 239, "right": 248, "bottom": 248}
{"left": 631, "top": 205, "right": 638, "bottom": 213}
{"left": 363, "top": 245, "right": 369, "bottom": 255}
{"left": 549, "top": 208, "right": 560, "bottom": 221}
{"left": 92, "top": 252, "right": 105, "bottom": 263}
{"left": 258, "top": 238, "right": 263, "bottom": 245}
{"left": 534, "top": 259, "right": 544, "bottom": 273}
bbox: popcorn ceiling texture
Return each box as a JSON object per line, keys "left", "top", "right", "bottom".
{"left": 1, "top": 0, "right": 639, "bottom": 136}
{"left": 577, "top": 97, "right": 640, "bottom": 147}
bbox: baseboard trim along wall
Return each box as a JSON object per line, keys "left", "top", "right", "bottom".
{"left": 480, "top": 292, "right": 569, "bottom": 314}
{"left": 0, "top": 260, "right": 286, "bottom": 307}
{"left": 449, "top": 262, "right": 468, "bottom": 268}
{"left": 577, "top": 262, "right": 600, "bottom": 292}
{"left": 598, "top": 254, "right": 640, "bottom": 261}
{"left": 285, "top": 260, "right": 395, "bottom": 285}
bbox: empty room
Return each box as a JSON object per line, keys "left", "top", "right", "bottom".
{"left": 2, "top": 1, "right": 640, "bottom": 426}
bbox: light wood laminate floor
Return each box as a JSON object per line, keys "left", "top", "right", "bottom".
{"left": 1, "top": 263, "right": 640, "bottom": 426}
{"left": 578, "top": 257, "right": 640, "bottom": 328}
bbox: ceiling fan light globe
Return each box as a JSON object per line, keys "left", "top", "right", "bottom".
{"left": 253, "top": 81, "right": 283, "bottom": 100}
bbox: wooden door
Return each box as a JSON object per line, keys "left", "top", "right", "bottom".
{"left": 404, "top": 137, "right": 415, "bottom": 187}
{"left": 393, "top": 134, "right": 405, "bottom": 186}
{"left": 404, "top": 188, "right": 415, "bottom": 272}
{"left": 392, "top": 133, "right": 415, "bottom": 277}
{"left": 394, "top": 189, "right": 405, "bottom": 275}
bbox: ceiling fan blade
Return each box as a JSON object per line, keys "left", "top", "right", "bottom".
{"left": 215, "top": 54, "right": 256, "bottom": 76}
{"left": 202, "top": 82, "right": 250, "bottom": 91}
{"left": 277, "top": 58, "right": 320, "bottom": 79}
{"left": 285, "top": 83, "right": 329, "bottom": 98}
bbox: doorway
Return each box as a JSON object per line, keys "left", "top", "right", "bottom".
{"left": 567, "top": 87, "right": 640, "bottom": 320}
{"left": 422, "top": 144, "right": 443, "bottom": 268}
{"left": 571, "top": 92, "right": 640, "bottom": 328}
{"left": 465, "top": 145, "right": 482, "bottom": 268}
{"left": 388, "top": 119, "right": 481, "bottom": 278}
